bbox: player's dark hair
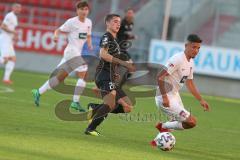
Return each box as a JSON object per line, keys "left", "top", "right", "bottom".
{"left": 104, "top": 14, "right": 121, "bottom": 24}
{"left": 187, "top": 34, "right": 202, "bottom": 43}
{"left": 76, "top": 1, "right": 89, "bottom": 9}
{"left": 125, "top": 7, "right": 134, "bottom": 12}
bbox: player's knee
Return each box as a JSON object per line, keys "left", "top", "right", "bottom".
{"left": 8, "top": 57, "right": 16, "bottom": 62}
{"left": 182, "top": 116, "right": 197, "bottom": 129}
{"left": 57, "top": 71, "right": 68, "bottom": 82}
{"left": 123, "top": 105, "right": 133, "bottom": 113}
{"left": 185, "top": 116, "right": 197, "bottom": 128}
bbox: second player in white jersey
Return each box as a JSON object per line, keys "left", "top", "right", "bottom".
{"left": 32, "top": 1, "right": 92, "bottom": 111}
{"left": 59, "top": 16, "right": 92, "bottom": 60}
{"left": 0, "top": 3, "right": 22, "bottom": 85}
{"left": 156, "top": 52, "right": 194, "bottom": 96}
{"left": 151, "top": 34, "right": 210, "bottom": 147}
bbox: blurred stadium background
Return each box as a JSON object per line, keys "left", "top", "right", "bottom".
{"left": 0, "top": 1, "right": 240, "bottom": 160}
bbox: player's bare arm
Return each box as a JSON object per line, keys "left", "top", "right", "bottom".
{"left": 53, "top": 28, "right": 69, "bottom": 42}
{"left": 1, "top": 23, "right": 16, "bottom": 35}
{"left": 157, "top": 69, "right": 170, "bottom": 107}
{"left": 87, "top": 35, "right": 93, "bottom": 50}
{"left": 186, "top": 79, "right": 210, "bottom": 111}
{"left": 99, "top": 47, "right": 135, "bottom": 72}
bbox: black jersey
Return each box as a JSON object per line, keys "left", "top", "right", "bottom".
{"left": 95, "top": 32, "right": 121, "bottom": 82}
{"left": 117, "top": 18, "right": 134, "bottom": 43}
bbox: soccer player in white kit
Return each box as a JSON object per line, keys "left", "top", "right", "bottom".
{"left": 151, "top": 35, "right": 210, "bottom": 146}
{"left": 0, "top": 3, "right": 22, "bottom": 85}
{"left": 32, "top": 1, "right": 92, "bottom": 111}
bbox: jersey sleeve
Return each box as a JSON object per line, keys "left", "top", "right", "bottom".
{"left": 3, "top": 14, "right": 12, "bottom": 27}
{"left": 99, "top": 34, "right": 109, "bottom": 49}
{"left": 165, "top": 56, "right": 180, "bottom": 75}
{"left": 59, "top": 19, "right": 72, "bottom": 32}
{"left": 87, "top": 20, "right": 92, "bottom": 36}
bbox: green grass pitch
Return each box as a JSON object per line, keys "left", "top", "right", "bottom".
{"left": 0, "top": 70, "right": 239, "bottom": 160}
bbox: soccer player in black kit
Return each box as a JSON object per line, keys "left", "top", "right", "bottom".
{"left": 85, "top": 14, "right": 135, "bottom": 136}
{"left": 117, "top": 8, "right": 136, "bottom": 43}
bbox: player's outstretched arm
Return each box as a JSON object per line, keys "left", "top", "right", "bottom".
{"left": 157, "top": 70, "right": 170, "bottom": 107}
{"left": 53, "top": 29, "right": 61, "bottom": 42}
{"left": 99, "top": 48, "right": 135, "bottom": 72}
{"left": 186, "top": 79, "right": 210, "bottom": 111}
{"left": 87, "top": 35, "right": 93, "bottom": 50}
{"left": 1, "top": 23, "right": 16, "bottom": 34}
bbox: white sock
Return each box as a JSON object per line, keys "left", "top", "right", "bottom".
{"left": 0, "top": 57, "right": 4, "bottom": 64}
{"left": 162, "top": 121, "right": 184, "bottom": 130}
{"left": 3, "top": 61, "right": 15, "bottom": 81}
{"left": 39, "top": 77, "right": 59, "bottom": 95}
{"left": 73, "top": 79, "right": 86, "bottom": 102}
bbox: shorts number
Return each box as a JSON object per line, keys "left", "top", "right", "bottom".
{"left": 109, "top": 82, "right": 116, "bottom": 90}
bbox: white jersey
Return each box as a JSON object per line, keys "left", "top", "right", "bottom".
{"left": 157, "top": 52, "right": 194, "bottom": 95}
{"left": 0, "top": 11, "right": 18, "bottom": 42}
{"left": 59, "top": 16, "right": 92, "bottom": 60}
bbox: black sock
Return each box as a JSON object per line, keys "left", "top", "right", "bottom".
{"left": 90, "top": 103, "right": 101, "bottom": 110}
{"left": 87, "top": 104, "right": 111, "bottom": 131}
{"left": 111, "top": 104, "right": 125, "bottom": 114}
{"left": 87, "top": 114, "right": 108, "bottom": 131}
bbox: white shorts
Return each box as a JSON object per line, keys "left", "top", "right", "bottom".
{"left": 155, "top": 92, "right": 190, "bottom": 122}
{"left": 57, "top": 56, "right": 88, "bottom": 73}
{"left": 0, "top": 37, "right": 15, "bottom": 57}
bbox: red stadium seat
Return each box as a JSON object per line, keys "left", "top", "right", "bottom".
{"left": 48, "top": 11, "right": 57, "bottom": 18}
{"left": 0, "top": 5, "right": 6, "bottom": 12}
{"left": 61, "top": 13, "right": 72, "bottom": 20}
{"left": 0, "top": 15, "right": 4, "bottom": 21}
{"left": 39, "top": 0, "right": 50, "bottom": 7}
{"left": 33, "top": 18, "right": 40, "bottom": 24}
{"left": 18, "top": 0, "right": 29, "bottom": 4}
{"left": 29, "top": 0, "right": 39, "bottom": 6}
{"left": 21, "top": 7, "right": 30, "bottom": 15}
{"left": 41, "top": 19, "right": 49, "bottom": 26}
{"left": 41, "top": 10, "right": 50, "bottom": 17}
{"left": 62, "top": 1, "right": 74, "bottom": 10}
{"left": 19, "top": 17, "right": 28, "bottom": 23}
{"left": 52, "top": 1, "right": 62, "bottom": 8}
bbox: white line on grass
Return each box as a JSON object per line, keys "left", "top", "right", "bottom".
{"left": 0, "top": 96, "right": 51, "bottom": 106}
{"left": 0, "top": 86, "right": 14, "bottom": 93}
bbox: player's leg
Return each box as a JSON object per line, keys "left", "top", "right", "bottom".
{"left": 32, "top": 58, "right": 69, "bottom": 106}
{"left": 0, "top": 56, "right": 7, "bottom": 64}
{"left": 2, "top": 44, "right": 16, "bottom": 84}
{"left": 85, "top": 82, "right": 117, "bottom": 136}
{"left": 70, "top": 65, "right": 88, "bottom": 111}
{"left": 2, "top": 56, "right": 16, "bottom": 85}
{"left": 155, "top": 94, "right": 196, "bottom": 131}
{"left": 112, "top": 89, "right": 133, "bottom": 113}
{"left": 32, "top": 69, "right": 68, "bottom": 106}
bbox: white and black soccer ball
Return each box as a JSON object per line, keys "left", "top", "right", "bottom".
{"left": 154, "top": 132, "right": 176, "bottom": 151}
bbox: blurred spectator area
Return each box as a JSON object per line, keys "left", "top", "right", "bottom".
{"left": 1, "top": 0, "right": 240, "bottom": 54}
{"left": 0, "top": 0, "right": 148, "bottom": 30}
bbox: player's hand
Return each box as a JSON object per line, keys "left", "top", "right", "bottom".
{"left": 113, "top": 73, "right": 121, "bottom": 81}
{"left": 13, "top": 35, "right": 18, "bottom": 42}
{"left": 162, "top": 95, "right": 170, "bottom": 107}
{"left": 53, "top": 35, "right": 58, "bottom": 43}
{"left": 88, "top": 44, "right": 93, "bottom": 51}
{"left": 12, "top": 31, "right": 18, "bottom": 42}
{"left": 126, "top": 63, "right": 136, "bottom": 72}
{"left": 200, "top": 99, "right": 210, "bottom": 111}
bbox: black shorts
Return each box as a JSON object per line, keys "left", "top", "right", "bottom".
{"left": 95, "top": 80, "right": 126, "bottom": 100}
